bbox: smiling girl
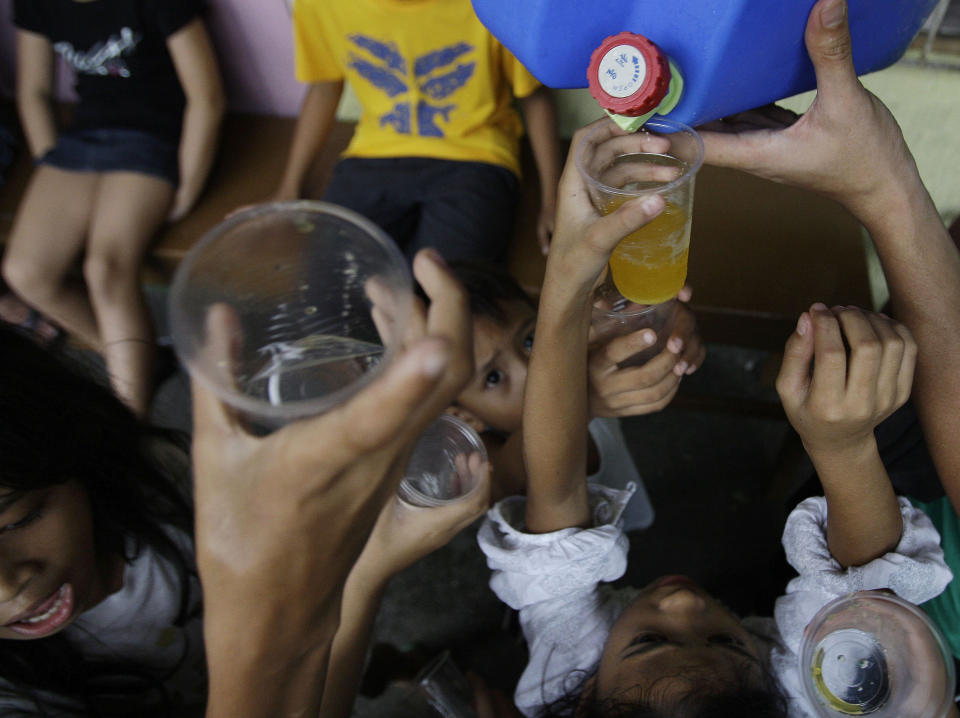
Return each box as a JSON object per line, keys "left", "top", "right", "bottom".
{"left": 0, "top": 324, "right": 201, "bottom": 716}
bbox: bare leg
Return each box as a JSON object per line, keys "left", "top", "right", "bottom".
{"left": 85, "top": 172, "right": 173, "bottom": 417}
{"left": 1, "top": 166, "right": 100, "bottom": 347}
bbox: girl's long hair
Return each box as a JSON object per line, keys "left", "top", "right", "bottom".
{"left": 0, "top": 325, "right": 197, "bottom": 716}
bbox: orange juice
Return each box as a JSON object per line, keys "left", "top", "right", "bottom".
{"left": 600, "top": 196, "right": 690, "bottom": 305}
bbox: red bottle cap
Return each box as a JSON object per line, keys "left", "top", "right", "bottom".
{"left": 587, "top": 32, "right": 671, "bottom": 117}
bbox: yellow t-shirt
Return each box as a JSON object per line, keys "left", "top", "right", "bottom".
{"left": 293, "top": 0, "right": 540, "bottom": 176}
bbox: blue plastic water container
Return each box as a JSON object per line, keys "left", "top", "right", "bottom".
{"left": 471, "top": 0, "right": 938, "bottom": 126}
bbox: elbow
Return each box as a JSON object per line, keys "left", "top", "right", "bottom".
{"left": 188, "top": 84, "right": 227, "bottom": 124}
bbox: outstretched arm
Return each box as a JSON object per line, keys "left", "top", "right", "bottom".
{"left": 698, "top": 0, "right": 960, "bottom": 512}
{"left": 524, "top": 123, "right": 664, "bottom": 533}
{"left": 166, "top": 18, "right": 226, "bottom": 222}
{"left": 776, "top": 305, "right": 915, "bottom": 567}
{"left": 319, "top": 475, "right": 490, "bottom": 718}
{"left": 194, "top": 250, "right": 474, "bottom": 718}
{"left": 519, "top": 86, "right": 561, "bottom": 255}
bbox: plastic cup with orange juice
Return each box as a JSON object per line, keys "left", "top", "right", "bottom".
{"left": 576, "top": 117, "right": 703, "bottom": 309}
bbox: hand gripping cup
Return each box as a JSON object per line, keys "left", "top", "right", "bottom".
{"left": 399, "top": 414, "right": 487, "bottom": 507}
{"left": 800, "top": 590, "right": 955, "bottom": 718}
{"left": 168, "top": 201, "right": 413, "bottom": 427}
{"left": 576, "top": 116, "right": 703, "bottom": 308}
{"left": 591, "top": 297, "right": 679, "bottom": 368}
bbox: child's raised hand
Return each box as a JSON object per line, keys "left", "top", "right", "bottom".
{"left": 588, "top": 294, "right": 705, "bottom": 416}
{"left": 776, "top": 304, "right": 916, "bottom": 458}
{"left": 356, "top": 458, "right": 491, "bottom": 581}
{"left": 697, "top": 0, "right": 914, "bottom": 221}
{"left": 546, "top": 120, "right": 667, "bottom": 295}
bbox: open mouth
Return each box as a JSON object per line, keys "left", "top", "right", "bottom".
{"left": 4, "top": 584, "right": 75, "bottom": 637}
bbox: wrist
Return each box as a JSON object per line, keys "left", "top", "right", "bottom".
{"left": 805, "top": 434, "right": 879, "bottom": 475}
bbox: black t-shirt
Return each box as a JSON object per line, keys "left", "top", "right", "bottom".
{"left": 13, "top": 0, "right": 204, "bottom": 142}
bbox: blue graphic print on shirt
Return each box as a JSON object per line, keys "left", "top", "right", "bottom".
{"left": 346, "top": 34, "right": 476, "bottom": 138}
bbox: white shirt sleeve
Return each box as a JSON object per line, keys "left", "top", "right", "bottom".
{"left": 477, "top": 485, "right": 638, "bottom": 717}
{"left": 768, "top": 496, "right": 952, "bottom": 717}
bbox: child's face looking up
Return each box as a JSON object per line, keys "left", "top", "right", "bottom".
{"left": 593, "top": 576, "right": 764, "bottom": 703}
{"left": 0, "top": 481, "right": 120, "bottom": 640}
{"left": 457, "top": 300, "right": 537, "bottom": 434}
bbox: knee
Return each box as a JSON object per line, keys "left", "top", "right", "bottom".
{"left": 83, "top": 252, "right": 138, "bottom": 298}
{"left": 2, "top": 253, "right": 54, "bottom": 303}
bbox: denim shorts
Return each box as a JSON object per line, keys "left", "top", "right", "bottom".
{"left": 37, "top": 128, "right": 178, "bottom": 185}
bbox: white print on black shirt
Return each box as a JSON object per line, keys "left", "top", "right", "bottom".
{"left": 53, "top": 27, "right": 141, "bottom": 78}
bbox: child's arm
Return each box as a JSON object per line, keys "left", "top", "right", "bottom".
{"left": 319, "top": 476, "right": 489, "bottom": 718}
{"left": 776, "top": 305, "right": 916, "bottom": 567}
{"left": 166, "top": 18, "right": 225, "bottom": 222}
{"left": 14, "top": 30, "right": 57, "bottom": 158}
{"left": 699, "top": 0, "right": 960, "bottom": 512}
{"left": 274, "top": 81, "right": 344, "bottom": 201}
{"left": 524, "top": 132, "right": 665, "bottom": 533}
{"left": 519, "top": 86, "right": 561, "bottom": 255}
{"left": 195, "top": 250, "right": 475, "bottom": 718}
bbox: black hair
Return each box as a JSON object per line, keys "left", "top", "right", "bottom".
{"left": 0, "top": 324, "right": 197, "bottom": 716}
{"left": 542, "top": 661, "right": 789, "bottom": 718}
{"left": 417, "top": 260, "right": 536, "bottom": 324}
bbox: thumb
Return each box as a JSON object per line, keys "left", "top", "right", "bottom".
{"left": 589, "top": 194, "right": 665, "bottom": 257}
{"left": 804, "top": 0, "right": 859, "bottom": 98}
{"left": 775, "top": 312, "right": 815, "bottom": 405}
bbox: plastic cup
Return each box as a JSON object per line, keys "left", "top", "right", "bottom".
{"left": 168, "top": 201, "right": 413, "bottom": 427}
{"left": 800, "top": 590, "right": 955, "bottom": 718}
{"left": 591, "top": 297, "right": 678, "bottom": 368}
{"left": 415, "top": 650, "right": 478, "bottom": 718}
{"left": 398, "top": 415, "right": 487, "bottom": 507}
{"left": 576, "top": 116, "right": 703, "bottom": 308}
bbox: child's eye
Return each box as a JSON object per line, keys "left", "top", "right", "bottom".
{"left": 707, "top": 634, "right": 743, "bottom": 646}
{"left": 1, "top": 504, "right": 45, "bottom": 534}
{"left": 484, "top": 369, "right": 505, "bottom": 389}
{"left": 523, "top": 330, "right": 535, "bottom": 353}
{"left": 633, "top": 633, "right": 664, "bottom": 644}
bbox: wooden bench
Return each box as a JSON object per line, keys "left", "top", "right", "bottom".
{"left": 0, "top": 109, "right": 876, "bottom": 354}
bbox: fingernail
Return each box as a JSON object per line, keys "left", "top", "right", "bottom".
{"left": 641, "top": 196, "right": 664, "bottom": 215}
{"left": 667, "top": 336, "right": 683, "bottom": 353}
{"left": 821, "top": 0, "right": 846, "bottom": 28}
{"left": 643, "top": 330, "right": 656, "bottom": 345}
{"left": 796, "top": 313, "right": 811, "bottom": 336}
{"left": 685, "top": 363, "right": 697, "bottom": 375}
{"left": 811, "top": 302, "right": 828, "bottom": 312}
{"left": 423, "top": 247, "right": 448, "bottom": 268}
{"left": 674, "top": 360, "right": 688, "bottom": 375}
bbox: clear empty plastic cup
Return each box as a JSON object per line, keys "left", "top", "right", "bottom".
{"left": 399, "top": 415, "right": 487, "bottom": 507}
{"left": 800, "top": 590, "right": 955, "bottom": 718}
{"left": 415, "top": 650, "right": 478, "bottom": 718}
{"left": 168, "top": 201, "right": 413, "bottom": 426}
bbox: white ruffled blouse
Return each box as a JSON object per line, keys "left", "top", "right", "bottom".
{"left": 477, "top": 488, "right": 952, "bottom": 717}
